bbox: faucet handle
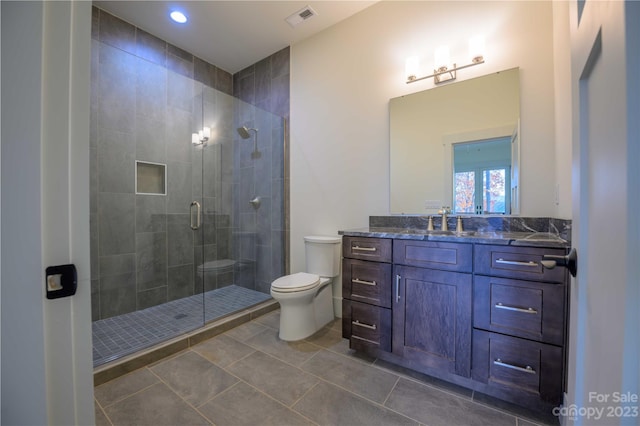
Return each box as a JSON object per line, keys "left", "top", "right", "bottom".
{"left": 456, "top": 216, "right": 464, "bottom": 233}
{"left": 427, "top": 216, "right": 434, "bottom": 231}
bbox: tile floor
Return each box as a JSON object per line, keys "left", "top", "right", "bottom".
{"left": 93, "top": 286, "right": 271, "bottom": 367}
{"left": 94, "top": 310, "right": 558, "bottom": 426}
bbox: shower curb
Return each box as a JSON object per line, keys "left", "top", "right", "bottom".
{"left": 93, "top": 299, "right": 279, "bottom": 386}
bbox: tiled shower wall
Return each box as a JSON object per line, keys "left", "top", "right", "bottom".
{"left": 90, "top": 7, "right": 289, "bottom": 320}
{"left": 233, "top": 48, "right": 290, "bottom": 293}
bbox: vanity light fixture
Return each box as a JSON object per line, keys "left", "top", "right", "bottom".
{"left": 191, "top": 126, "right": 210, "bottom": 145}
{"left": 406, "top": 35, "right": 486, "bottom": 84}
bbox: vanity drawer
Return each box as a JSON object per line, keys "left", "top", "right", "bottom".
{"left": 474, "top": 245, "right": 567, "bottom": 283}
{"left": 343, "top": 258, "right": 392, "bottom": 308}
{"left": 343, "top": 236, "right": 392, "bottom": 263}
{"left": 472, "top": 330, "right": 563, "bottom": 404}
{"left": 474, "top": 276, "right": 565, "bottom": 345}
{"left": 393, "top": 240, "right": 472, "bottom": 272}
{"left": 342, "top": 299, "right": 391, "bottom": 352}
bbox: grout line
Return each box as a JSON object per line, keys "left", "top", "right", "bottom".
{"left": 381, "top": 375, "right": 401, "bottom": 407}
{"left": 144, "top": 358, "right": 215, "bottom": 425}
{"left": 222, "top": 322, "right": 267, "bottom": 342}
{"left": 384, "top": 370, "right": 473, "bottom": 402}
{"left": 288, "top": 380, "right": 318, "bottom": 409}
{"left": 242, "top": 378, "right": 321, "bottom": 425}
{"left": 220, "top": 346, "right": 256, "bottom": 369}
{"left": 193, "top": 380, "right": 243, "bottom": 411}
{"left": 95, "top": 369, "right": 162, "bottom": 409}
{"left": 98, "top": 378, "right": 163, "bottom": 410}
{"left": 245, "top": 344, "right": 406, "bottom": 416}
{"left": 93, "top": 397, "right": 114, "bottom": 426}
{"left": 310, "top": 375, "right": 420, "bottom": 424}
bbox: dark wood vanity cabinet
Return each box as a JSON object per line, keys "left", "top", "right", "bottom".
{"left": 472, "top": 244, "right": 568, "bottom": 406}
{"left": 341, "top": 235, "right": 569, "bottom": 411}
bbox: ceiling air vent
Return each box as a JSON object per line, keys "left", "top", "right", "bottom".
{"left": 285, "top": 5, "right": 318, "bottom": 28}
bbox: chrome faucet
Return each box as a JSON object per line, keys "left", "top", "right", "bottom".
{"left": 427, "top": 216, "right": 434, "bottom": 231}
{"left": 456, "top": 216, "right": 464, "bottom": 233}
{"left": 438, "top": 206, "right": 451, "bottom": 231}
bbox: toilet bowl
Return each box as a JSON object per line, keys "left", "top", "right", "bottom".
{"left": 270, "top": 236, "right": 341, "bottom": 341}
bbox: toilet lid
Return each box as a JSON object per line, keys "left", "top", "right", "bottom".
{"left": 271, "top": 272, "right": 320, "bottom": 293}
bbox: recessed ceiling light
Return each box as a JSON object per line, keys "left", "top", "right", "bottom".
{"left": 170, "top": 10, "right": 188, "bottom": 24}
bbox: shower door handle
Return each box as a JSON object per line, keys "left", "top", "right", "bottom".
{"left": 190, "top": 201, "right": 201, "bottom": 230}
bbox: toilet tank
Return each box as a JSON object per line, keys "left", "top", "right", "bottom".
{"left": 304, "top": 235, "right": 342, "bottom": 277}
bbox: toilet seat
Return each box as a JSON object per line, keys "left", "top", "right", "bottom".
{"left": 271, "top": 272, "right": 320, "bottom": 293}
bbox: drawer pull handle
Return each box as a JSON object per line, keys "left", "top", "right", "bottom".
{"left": 495, "top": 258, "right": 538, "bottom": 267}
{"left": 495, "top": 303, "right": 538, "bottom": 314}
{"left": 352, "top": 335, "right": 380, "bottom": 346}
{"left": 494, "top": 359, "right": 536, "bottom": 374}
{"left": 353, "top": 246, "right": 377, "bottom": 252}
{"left": 352, "top": 278, "right": 377, "bottom": 286}
{"left": 352, "top": 320, "right": 377, "bottom": 330}
{"left": 395, "top": 275, "right": 401, "bottom": 303}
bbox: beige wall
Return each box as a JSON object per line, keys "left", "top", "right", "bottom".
{"left": 552, "top": 1, "right": 573, "bottom": 220}
{"left": 290, "top": 1, "right": 570, "bottom": 274}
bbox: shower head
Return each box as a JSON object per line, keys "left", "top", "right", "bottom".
{"left": 237, "top": 126, "right": 257, "bottom": 139}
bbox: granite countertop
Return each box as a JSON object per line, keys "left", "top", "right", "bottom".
{"left": 339, "top": 227, "right": 570, "bottom": 248}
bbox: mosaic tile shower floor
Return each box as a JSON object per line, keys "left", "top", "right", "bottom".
{"left": 92, "top": 285, "right": 272, "bottom": 367}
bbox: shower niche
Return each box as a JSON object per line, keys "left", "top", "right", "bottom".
{"left": 135, "top": 161, "right": 166, "bottom": 195}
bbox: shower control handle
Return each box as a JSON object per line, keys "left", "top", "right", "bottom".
{"left": 190, "top": 201, "right": 201, "bottom": 230}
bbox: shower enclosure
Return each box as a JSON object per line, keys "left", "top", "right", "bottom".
{"left": 90, "top": 38, "right": 285, "bottom": 367}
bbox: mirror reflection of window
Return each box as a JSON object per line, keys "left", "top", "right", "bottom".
{"left": 453, "top": 137, "right": 511, "bottom": 214}
{"left": 390, "top": 68, "right": 520, "bottom": 215}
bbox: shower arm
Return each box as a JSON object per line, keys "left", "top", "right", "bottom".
{"left": 237, "top": 126, "right": 259, "bottom": 154}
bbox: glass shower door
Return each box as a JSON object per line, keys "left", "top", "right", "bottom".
{"left": 197, "top": 86, "right": 285, "bottom": 324}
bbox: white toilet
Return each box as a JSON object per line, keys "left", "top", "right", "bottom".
{"left": 270, "top": 235, "right": 342, "bottom": 341}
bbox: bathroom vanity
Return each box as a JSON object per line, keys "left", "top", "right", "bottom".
{"left": 340, "top": 219, "right": 570, "bottom": 413}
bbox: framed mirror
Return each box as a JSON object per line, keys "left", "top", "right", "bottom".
{"left": 390, "top": 68, "right": 520, "bottom": 215}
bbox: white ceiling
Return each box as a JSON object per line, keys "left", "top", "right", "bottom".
{"left": 94, "top": 1, "right": 377, "bottom": 74}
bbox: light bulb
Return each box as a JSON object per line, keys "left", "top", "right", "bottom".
{"left": 405, "top": 56, "right": 420, "bottom": 81}
{"left": 469, "top": 35, "right": 485, "bottom": 63}
{"left": 434, "top": 46, "right": 450, "bottom": 71}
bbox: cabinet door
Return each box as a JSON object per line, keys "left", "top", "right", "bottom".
{"left": 392, "top": 265, "right": 472, "bottom": 377}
